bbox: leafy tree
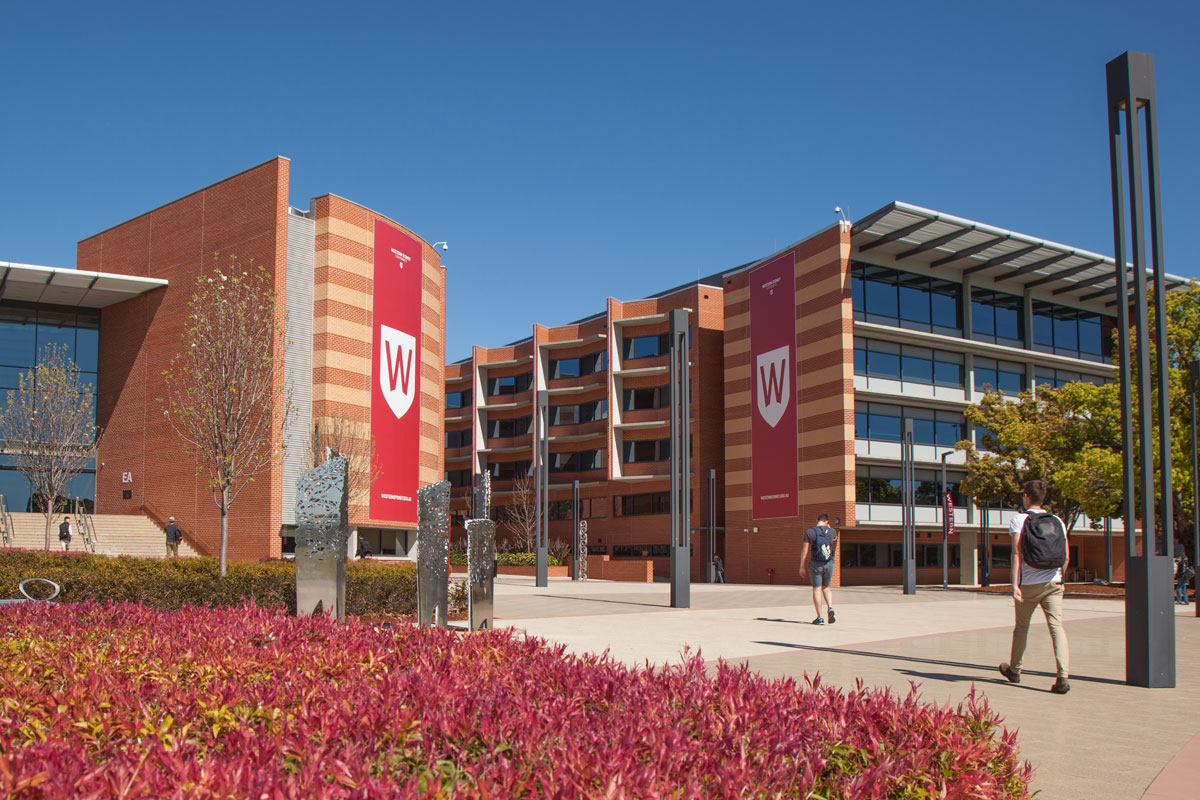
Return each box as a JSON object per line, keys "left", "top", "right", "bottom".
{"left": 161, "top": 257, "right": 292, "bottom": 576}
{"left": 0, "top": 345, "right": 100, "bottom": 549}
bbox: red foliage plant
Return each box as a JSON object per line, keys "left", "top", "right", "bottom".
{"left": 0, "top": 603, "right": 1033, "bottom": 799}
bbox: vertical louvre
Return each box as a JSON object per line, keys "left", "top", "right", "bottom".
{"left": 281, "top": 210, "right": 315, "bottom": 526}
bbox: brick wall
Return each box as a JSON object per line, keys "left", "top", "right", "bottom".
{"left": 722, "top": 225, "right": 854, "bottom": 584}
{"left": 82, "top": 158, "right": 290, "bottom": 561}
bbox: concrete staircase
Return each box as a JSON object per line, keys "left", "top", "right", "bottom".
{"left": 4, "top": 512, "right": 200, "bottom": 559}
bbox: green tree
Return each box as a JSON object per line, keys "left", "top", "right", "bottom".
{"left": 0, "top": 345, "right": 100, "bottom": 549}
{"left": 161, "top": 256, "right": 292, "bottom": 576}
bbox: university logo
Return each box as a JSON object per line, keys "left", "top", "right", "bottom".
{"left": 379, "top": 324, "right": 417, "bottom": 421}
{"left": 755, "top": 344, "right": 790, "bottom": 429}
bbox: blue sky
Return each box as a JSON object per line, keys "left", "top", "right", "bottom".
{"left": 2, "top": 1, "right": 1197, "bottom": 361}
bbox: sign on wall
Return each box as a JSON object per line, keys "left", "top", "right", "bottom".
{"left": 369, "top": 221, "right": 423, "bottom": 524}
{"left": 750, "top": 253, "right": 799, "bottom": 519}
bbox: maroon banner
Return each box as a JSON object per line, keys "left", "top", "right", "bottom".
{"left": 369, "top": 221, "right": 423, "bottom": 524}
{"left": 750, "top": 253, "right": 798, "bottom": 519}
{"left": 946, "top": 491, "right": 955, "bottom": 537}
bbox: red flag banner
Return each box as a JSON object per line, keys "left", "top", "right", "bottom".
{"left": 946, "top": 490, "right": 955, "bottom": 538}
{"left": 749, "top": 253, "right": 798, "bottom": 519}
{"left": 369, "top": 221, "right": 423, "bottom": 524}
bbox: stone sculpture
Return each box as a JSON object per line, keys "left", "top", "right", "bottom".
{"left": 417, "top": 480, "right": 451, "bottom": 628}
{"left": 466, "top": 518, "right": 495, "bottom": 630}
{"left": 295, "top": 454, "right": 349, "bottom": 618}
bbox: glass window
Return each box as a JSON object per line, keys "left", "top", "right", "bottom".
{"left": 935, "top": 413, "right": 965, "bottom": 447}
{"left": 930, "top": 280, "right": 962, "bottom": 332}
{"left": 971, "top": 288, "right": 1024, "bottom": 347}
{"left": 446, "top": 390, "right": 471, "bottom": 409}
{"left": 866, "top": 341, "right": 900, "bottom": 379}
{"left": 445, "top": 429, "right": 470, "bottom": 448}
{"left": 868, "top": 404, "right": 901, "bottom": 442}
{"left": 864, "top": 275, "right": 898, "bottom": 320}
{"left": 997, "top": 362, "right": 1025, "bottom": 395}
{"left": 488, "top": 416, "right": 531, "bottom": 439}
{"left": 0, "top": 319, "right": 36, "bottom": 367}
{"left": 901, "top": 346, "right": 933, "bottom": 383}
{"left": 853, "top": 340, "right": 867, "bottom": 375}
{"left": 623, "top": 334, "right": 669, "bottom": 360}
{"left": 898, "top": 273, "right": 932, "bottom": 328}
{"left": 487, "top": 373, "right": 532, "bottom": 396}
{"left": 1079, "top": 318, "right": 1102, "bottom": 356}
{"left": 74, "top": 326, "right": 99, "bottom": 373}
{"left": 933, "top": 353, "right": 963, "bottom": 387}
{"left": 622, "top": 439, "right": 669, "bottom": 463}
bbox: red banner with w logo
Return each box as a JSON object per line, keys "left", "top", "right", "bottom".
{"left": 370, "top": 221, "right": 422, "bottom": 524}
{"left": 750, "top": 253, "right": 798, "bottom": 519}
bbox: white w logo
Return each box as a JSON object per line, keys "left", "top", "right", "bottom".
{"left": 379, "top": 324, "right": 417, "bottom": 420}
{"left": 755, "top": 345, "right": 790, "bottom": 429}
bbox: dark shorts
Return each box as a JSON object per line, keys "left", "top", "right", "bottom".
{"left": 809, "top": 561, "right": 834, "bottom": 587}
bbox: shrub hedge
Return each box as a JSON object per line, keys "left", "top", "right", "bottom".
{"left": 448, "top": 550, "right": 562, "bottom": 566}
{"left": 0, "top": 550, "right": 466, "bottom": 616}
{"left": 0, "top": 602, "right": 1034, "bottom": 798}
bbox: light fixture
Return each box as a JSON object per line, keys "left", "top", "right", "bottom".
{"left": 432, "top": 241, "right": 449, "bottom": 252}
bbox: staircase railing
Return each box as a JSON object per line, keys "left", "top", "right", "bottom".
{"left": 0, "top": 495, "right": 13, "bottom": 548}
{"left": 72, "top": 497, "right": 98, "bottom": 554}
{"left": 140, "top": 498, "right": 216, "bottom": 558}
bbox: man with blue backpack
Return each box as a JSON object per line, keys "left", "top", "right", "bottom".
{"left": 998, "top": 480, "right": 1071, "bottom": 694}
{"left": 800, "top": 514, "right": 838, "bottom": 625}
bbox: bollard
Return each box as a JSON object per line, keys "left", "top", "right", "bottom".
{"left": 767, "top": 568, "right": 774, "bottom": 584}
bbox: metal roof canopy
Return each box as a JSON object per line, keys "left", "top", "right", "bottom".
{"left": 0, "top": 262, "right": 167, "bottom": 309}
{"left": 850, "top": 202, "right": 1190, "bottom": 307}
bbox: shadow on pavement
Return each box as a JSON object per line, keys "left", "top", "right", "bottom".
{"left": 538, "top": 594, "right": 668, "bottom": 609}
{"left": 752, "top": 640, "right": 1125, "bottom": 687}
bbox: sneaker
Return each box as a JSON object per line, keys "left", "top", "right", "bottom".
{"left": 812, "top": 617, "right": 826, "bottom": 625}
{"left": 1050, "top": 677, "right": 1071, "bottom": 694}
{"left": 827, "top": 608, "right": 836, "bottom": 624}
{"left": 998, "top": 663, "right": 1020, "bottom": 684}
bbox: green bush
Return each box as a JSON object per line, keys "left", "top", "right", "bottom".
{"left": 0, "top": 550, "right": 465, "bottom": 616}
{"left": 449, "top": 551, "right": 562, "bottom": 566}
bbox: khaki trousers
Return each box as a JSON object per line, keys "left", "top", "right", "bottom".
{"left": 166, "top": 541, "right": 179, "bottom": 558}
{"left": 1010, "top": 581, "right": 1069, "bottom": 678}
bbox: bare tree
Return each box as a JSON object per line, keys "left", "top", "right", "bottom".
{"left": 501, "top": 475, "right": 539, "bottom": 552}
{"left": 306, "top": 412, "right": 380, "bottom": 512}
{"left": 0, "top": 344, "right": 99, "bottom": 549}
{"left": 161, "top": 257, "right": 292, "bottom": 576}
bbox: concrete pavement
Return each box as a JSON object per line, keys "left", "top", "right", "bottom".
{"left": 491, "top": 578, "right": 1200, "bottom": 800}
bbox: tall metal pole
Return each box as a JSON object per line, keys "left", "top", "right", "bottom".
{"left": 668, "top": 309, "right": 691, "bottom": 608}
{"left": 535, "top": 390, "right": 549, "bottom": 587}
{"left": 941, "top": 450, "right": 952, "bottom": 590}
{"left": 1105, "top": 516, "right": 1113, "bottom": 584}
{"left": 981, "top": 502, "right": 991, "bottom": 588}
{"left": 1108, "top": 51, "right": 1175, "bottom": 687}
{"left": 902, "top": 418, "right": 916, "bottom": 595}
{"left": 708, "top": 468, "right": 717, "bottom": 583}
{"left": 571, "top": 479, "right": 581, "bottom": 581}
{"left": 1191, "top": 360, "right": 1200, "bottom": 616}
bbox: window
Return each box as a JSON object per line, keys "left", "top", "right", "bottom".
{"left": 1034, "top": 368, "right": 1108, "bottom": 389}
{"left": 549, "top": 351, "right": 606, "bottom": 379}
{"left": 622, "top": 438, "right": 670, "bottom": 463}
{"left": 970, "top": 288, "right": 1024, "bottom": 347}
{"left": 486, "top": 372, "right": 532, "bottom": 396}
{"left": 855, "top": 402, "right": 965, "bottom": 447}
{"left": 1032, "top": 301, "right": 1108, "bottom": 362}
{"left": 854, "top": 339, "right": 965, "bottom": 389}
{"left": 612, "top": 544, "right": 670, "bottom": 557}
{"left": 622, "top": 333, "right": 670, "bottom": 360}
{"left": 973, "top": 358, "right": 1026, "bottom": 396}
{"left": 487, "top": 416, "right": 532, "bottom": 439}
{"left": 486, "top": 460, "right": 531, "bottom": 480}
{"left": 446, "top": 389, "right": 471, "bottom": 409}
{"left": 445, "top": 469, "right": 471, "bottom": 488}
{"left": 614, "top": 492, "right": 670, "bottom": 517}
{"left": 445, "top": 429, "right": 471, "bottom": 448}
{"left": 550, "top": 449, "right": 604, "bottom": 473}
{"left": 550, "top": 398, "right": 607, "bottom": 426}
{"left": 851, "top": 263, "right": 962, "bottom": 335}
{"left": 623, "top": 385, "right": 670, "bottom": 411}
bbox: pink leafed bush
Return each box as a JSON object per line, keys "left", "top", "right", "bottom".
{"left": 0, "top": 603, "right": 1032, "bottom": 799}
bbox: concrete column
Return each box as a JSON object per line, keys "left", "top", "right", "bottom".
{"left": 959, "top": 528, "right": 980, "bottom": 586}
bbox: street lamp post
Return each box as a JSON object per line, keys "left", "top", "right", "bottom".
{"left": 1191, "top": 360, "right": 1199, "bottom": 616}
{"left": 940, "top": 450, "right": 953, "bottom": 590}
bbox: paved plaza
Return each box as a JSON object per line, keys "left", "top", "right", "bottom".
{"left": 490, "top": 578, "right": 1200, "bottom": 800}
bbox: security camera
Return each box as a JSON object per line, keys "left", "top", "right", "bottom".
{"left": 834, "top": 206, "right": 842, "bottom": 215}
{"left": 432, "top": 241, "right": 449, "bottom": 252}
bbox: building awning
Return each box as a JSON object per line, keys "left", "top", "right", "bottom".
{"left": 851, "top": 202, "right": 1190, "bottom": 307}
{"left": 0, "top": 262, "right": 167, "bottom": 309}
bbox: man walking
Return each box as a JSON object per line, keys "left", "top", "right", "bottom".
{"left": 164, "top": 516, "right": 183, "bottom": 558}
{"left": 799, "top": 513, "right": 837, "bottom": 625}
{"left": 998, "top": 479, "right": 1071, "bottom": 694}
{"left": 58, "top": 517, "right": 72, "bottom": 551}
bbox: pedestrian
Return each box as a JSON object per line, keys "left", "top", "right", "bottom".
{"left": 713, "top": 554, "right": 725, "bottom": 584}
{"left": 799, "top": 513, "right": 837, "bottom": 625}
{"left": 998, "top": 479, "right": 1071, "bottom": 694}
{"left": 164, "top": 516, "right": 183, "bottom": 558}
{"left": 1176, "top": 556, "right": 1194, "bottom": 605}
{"left": 58, "top": 516, "right": 72, "bottom": 551}
{"left": 356, "top": 536, "right": 372, "bottom": 559}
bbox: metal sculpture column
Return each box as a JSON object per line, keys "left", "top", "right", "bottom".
{"left": 466, "top": 518, "right": 495, "bottom": 630}
{"left": 534, "top": 390, "right": 550, "bottom": 587}
{"left": 1107, "top": 51, "right": 1175, "bottom": 687}
{"left": 668, "top": 308, "right": 691, "bottom": 608}
{"left": 295, "top": 454, "right": 349, "bottom": 618}
{"left": 901, "top": 419, "right": 916, "bottom": 595}
{"left": 417, "top": 481, "right": 451, "bottom": 628}
{"left": 577, "top": 520, "right": 588, "bottom": 580}
{"left": 472, "top": 470, "right": 492, "bottom": 521}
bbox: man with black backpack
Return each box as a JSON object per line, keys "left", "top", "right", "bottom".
{"left": 998, "top": 480, "right": 1071, "bottom": 694}
{"left": 800, "top": 514, "right": 838, "bottom": 625}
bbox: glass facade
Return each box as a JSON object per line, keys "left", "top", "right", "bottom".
{"left": 851, "top": 263, "right": 961, "bottom": 336}
{"left": 549, "top": 351, "right": 606, "bottom": 379}
{"left": 854, "top": 338, "right": 964, "bottom": 388}
{"left": 973, "top": 357, "right": 1026, "bottom": 396}
{"left": 0, "top": 305, "right": 99, "bottom": 513}
{"left": 854, "top": 402, "right": 966, "bottom": 447}
{"left": 970, "top": 288, "right": 1024, "bottom": 348}
{"left": 1032, "top": 301, "right": 1106, "bottom": 362}
{"left": 855, "top": 464, "right": 964, "bottom": 506}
